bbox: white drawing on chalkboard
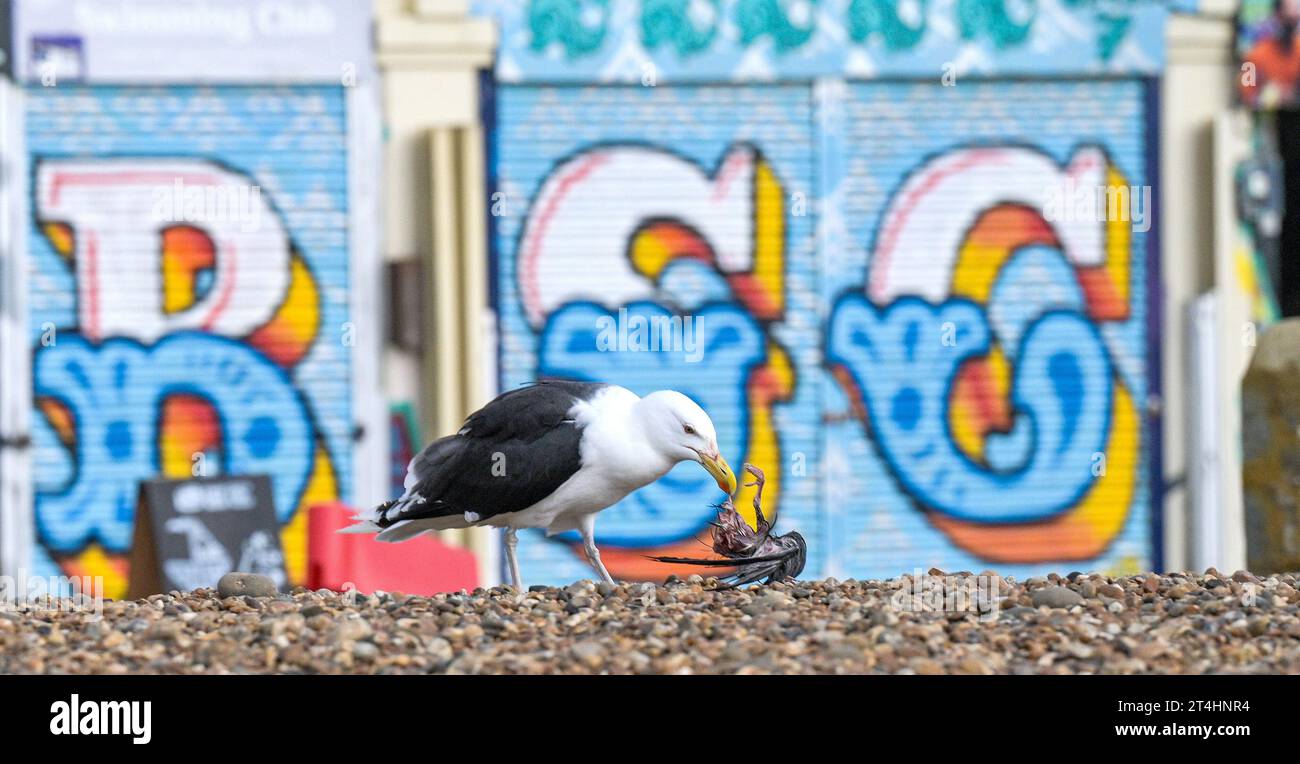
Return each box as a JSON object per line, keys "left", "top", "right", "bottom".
{"left": 162, "top": 516, "right": 232, "bottom": 591}
{"left": 237, "top": 530, "right": 286, "bottom": 588}
{"left": 173, "top": 481, "right": 256, "bottom": 513}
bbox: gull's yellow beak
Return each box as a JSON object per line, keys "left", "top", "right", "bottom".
{"left": 699, "top": 451, "right": 737, "bottom": 495}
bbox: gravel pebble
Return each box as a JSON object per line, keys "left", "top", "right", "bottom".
{"left": 216, "top": 572, "right": 278, "bottom": 599}
{"left": 1031, "top": 585, "right": 1084, "bottom": 609}
{"left": 2, "top": 572, "right": 1299, "bottom": 674}
{"left": 571, "top": 640, "right": 607, "bottom": 669}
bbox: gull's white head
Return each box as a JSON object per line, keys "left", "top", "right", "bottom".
{"left": 636, "top": 390, "right": 737, "bottom": 494}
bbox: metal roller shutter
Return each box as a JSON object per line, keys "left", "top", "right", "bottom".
{"left": 493, "top": 84, "right": 822, "bottom": 584}
{"left": 493, "top": 78, "right": 1157, "bottom": 582}
{"left": 26, "top": 85, "right": 354, "bottom": 596}
{"left": 824, "top": 79, "right": 1155, "bottom": 578}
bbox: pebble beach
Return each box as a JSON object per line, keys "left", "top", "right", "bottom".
{"left": 3, "top": 570, "right": 1299, "bottom": 675}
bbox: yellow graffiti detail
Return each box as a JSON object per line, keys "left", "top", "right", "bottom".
{"left": 1104, "top": 166, "right": 1133, "bottom": 309}
{"left": 1102, "top": 554, "right": 1144, "bottom": 578}
{"left": 246, "top": 253, "right": 322, "bottom": 368}
{"left": 951, "top": 240, "right": 1006, "bottom": 304}
{"left": 160, "top": 436, "right": 192, "bottom": 478}
{"left": 733, "top": 157, "right": 790, "bottom": 531}
{"left": 1072, "top": 383, "right": 1140, "bottom": 544}
{"left": 753, "top": 158, "right": 785, "bottom": 315}
{"left": 1235, "top": 245, "right": 1260, "bottom": 301}
{"left": 734, "top": 340, "right": 793, "bottom": 530}
{"left": 768, "top": 339, "right": 795, "bottom": 401}
{"left": 42, "top": 223, "right": 74, "bottom": 258}
{"left": 281, "top": 443, "right": 339, "bottom": 586}
{"left": 1233, "top": 241, "right": 1278, "bottom": 324}
{"left": 274, "top": 255, "right": 321, "bottom": 348}
{"left": 629, "top": 227, "right": 676, "bottom": 280}
{"left": 65, "top": 544, "right": 128, "bottom": 601}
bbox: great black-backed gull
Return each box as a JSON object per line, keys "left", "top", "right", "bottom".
{"left": 343, "top": 379, "right": 737, "bottom": 589}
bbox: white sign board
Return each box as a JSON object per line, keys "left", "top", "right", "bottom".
{"left": 13, "top": 0, "right": 370, "bottom": 83}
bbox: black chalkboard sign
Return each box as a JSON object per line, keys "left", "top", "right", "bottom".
{"left": 128, "top": 475, "right": 286, "bottom": 597}
{"left": 0, "top": 0, "right": 11, "bottom": 78}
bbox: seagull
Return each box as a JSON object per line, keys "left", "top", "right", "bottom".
{"left": 343, "top": 379, "right": 737, "bottom": 590}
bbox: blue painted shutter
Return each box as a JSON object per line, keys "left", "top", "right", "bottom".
{"left": 493, "top": 84, "right": 823, "bottom": 583}
{"left": 25, "top": 85, "right": 353, "bottom": 592}
{"left": 824, "top": 79, "right": 1154, "bottom": 577}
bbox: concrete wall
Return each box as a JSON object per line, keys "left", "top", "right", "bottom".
{"left": 1161, "top": 6, "right": 1240, "bottom": 572}
{"left": 373, "top": 0, "right": 498, "bottom": 584}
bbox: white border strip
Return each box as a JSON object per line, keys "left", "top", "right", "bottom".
{"left": 0, "top": 77, "right": 33, "bottom": 580}
{"left": 346, "top": 80, "right": 388, "bottom": 512}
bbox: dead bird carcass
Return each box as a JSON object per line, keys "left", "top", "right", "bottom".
{"left": 649, "top": 464, "right": 806, "bottom": 586}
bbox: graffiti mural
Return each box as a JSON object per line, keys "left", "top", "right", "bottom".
{"left": 494, "top": 78, "right": 1156, "bottom": 581}
{"left": 26, "top": 86, "right": 353, "bottom": 597}
{"left": 821, "top": 80, "right": 1154, "bottom": 576}
{"left": 495, "top": 85, "right": 817, "bottom": 583}
{"left": 389, "top": 403, "right": 421, "bottom": 499}
{"left": 473, "top": 0, "right": 1191, "bottom": 82}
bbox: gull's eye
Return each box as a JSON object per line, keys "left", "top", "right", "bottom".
{"left": 683, "top": 424, "right": 696, "bottom": 435}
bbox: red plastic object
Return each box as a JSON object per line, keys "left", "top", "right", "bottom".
{"left": 307, "top": 502, "right": 480, "bottom": 595}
